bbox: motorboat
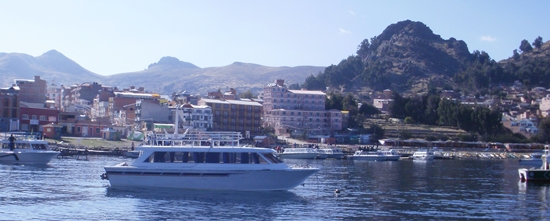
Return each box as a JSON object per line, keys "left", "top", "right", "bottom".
{"left": 124, "top": 150, "right": 141, "bottom": 158}
{"left": 318, "top": 147, "right": 345, "bottom": 159}
{"left": 348, "top": 149, "right": 401, "bottom": 161}
{"left": 0, "top": 134, "right": 59, "bottom": 164}
{"left": 519, "top": 146, "right": 550, "bottom": 183}
{"left": 102, "top": 131, "right": 319, "bottom": 191}
{"left": 412, "top": 148, "right": 435, "bottom": 161}
{"left": 278, "top": 148, "right": 327, "bottom": 159}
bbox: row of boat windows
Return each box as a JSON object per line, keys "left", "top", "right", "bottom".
{"left": 144, "top": 152, "right": 283, "bottom": 164}
{"left": 1, "top": 143, "right": 49, "bottom": 150}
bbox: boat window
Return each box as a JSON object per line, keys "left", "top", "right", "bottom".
{"left": 205, "top": 152, "right": 220, "bottom": 163}
{"left": 241, "top": 152, "right": 250, "bottom": 164}
{"left": 262, "top": 153, "right": 282, "bottom": 163}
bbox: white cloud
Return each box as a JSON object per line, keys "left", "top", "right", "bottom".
{"left": 339, "top": 28, "right": 351, "bottom": 34}
{"left": 348, "top": 10, "right": 355, "bottom": 16}
{"left": 480, "top": 35, "right": 497, "bottom": 42}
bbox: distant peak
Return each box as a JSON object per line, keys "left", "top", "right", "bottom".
{"left": 148, "top": 56, "right": 199, "bottom": 69}
{"left": 40, "top": 49, "right": 67, "bottom": 58}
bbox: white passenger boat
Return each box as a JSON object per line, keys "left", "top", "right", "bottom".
{"left": 318, "top": 147, "right": 345, "bottom": 159}
{"left": 348, "top": 149, "right": 401, "bottom": 161}
{"left": 412, "top": 148, "right": 435, "bottom": 161}
{"left": 102, "top": 131, "right": 319, "bottom": 191}
{"left": 279, "top": 148, "right": 327, "bottom": 159}
{"left": 0, "top": 134, "right": 59, "bottom": 164}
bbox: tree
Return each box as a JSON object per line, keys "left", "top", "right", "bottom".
{"left": 303, "top": 74, "right": 326, "bottom": 90}
{"left": 239, "top": 90, "right": 254, "bottom": 99}
{"left": 532, "top": 36, "right": 543, "bottom": 49}
{"left": 356, "top": 39, "right": 371, "bottom": 57}
{"left": 288, "top": 83, "right": 301, "bottom": 90}
{"left": 358, "top": 103, "right": 381, "bottom": 116}
{"left": 519, "top": 39, "right": 533, "bottom": 53}
{"left": 536, "top": 116, "right": 550, "bottom": 143}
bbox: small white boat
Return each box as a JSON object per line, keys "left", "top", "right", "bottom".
{"left": 279, "top": 148, "right": 327, "bottom": 159}
{"left": 102, "top": 131, "right": 319, "bottom": 191}
{"left": 124, "top": 150, "right": 141, "bottom": 158}
{"left": 412, "top": 148, "right": 435, "bottom": 161}
{"left": 519, "top": 146, "right": 550, "bottom": 183}
{"left": 317, "top": 147, "right": 345, "bottom": 159}
{"left": 0, "top": 134, "right": 59, "bottom": 164}
{"left": 348, "top": 149, "right": 401, "bottom": 161}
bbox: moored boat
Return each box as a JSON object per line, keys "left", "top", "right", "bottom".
{"left": 279, "top": 147, "right": 327, "bottom": 159}
{"left": 0, "top": 133, "right": 59, "bottom": 164}
{"left": 102, "top": 131, "right": 319, "bottom": 191}
{"left": 412, "top": 148, "right": 435, "bottom": 161}
{"left": 318, "top": 147, "right": 345, "bottom": 159}
{"left": 348, "top": 149, "right": 401, "bottom": 161}
{"left": 519, "top": 145, "right": 550, "bottom": 183}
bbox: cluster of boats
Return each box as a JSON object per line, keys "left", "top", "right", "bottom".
{"left": 4, "top": 128, "right": 550, "bottom": 190}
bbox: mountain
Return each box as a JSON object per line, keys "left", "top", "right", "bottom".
{"left": 0, "top": 50, "right": 102, "bottom": 87}
{"left": 307, "top": 20, "right": 550, "bottom": 94}
{"left": 102, "top": 60, "right": 324, "bottom": 95}
{"left": 0, "top": 51, "right": 324, "bottom": 95}
{"left": 2, "top": 20, "right": 548, "bottom": 96}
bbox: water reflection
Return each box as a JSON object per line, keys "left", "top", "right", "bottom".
{"left": 106, "top": 187, "right": 304, "bottom": 202}
{"left": 106, "top": 187, "right": 309, "bottom": 220}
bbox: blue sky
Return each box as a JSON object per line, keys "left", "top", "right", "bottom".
{"left": 1, "top": 1, "right": 549, "bottom": 76}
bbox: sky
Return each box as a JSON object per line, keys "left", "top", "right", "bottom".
{"left": 1, "top": 1, "right": 549, "bottom": 76}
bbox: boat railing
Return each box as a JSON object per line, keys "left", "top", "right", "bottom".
{"left": 146, "top": 131, "right": 244, "bottom": 148}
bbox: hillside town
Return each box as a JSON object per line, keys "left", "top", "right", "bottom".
{"left": 0, "top": 76, "right": 549, "bottom": 148}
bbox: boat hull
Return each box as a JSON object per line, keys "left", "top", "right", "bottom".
{"left": 518, "top": 168, "right": 550, "bottom": 182}
{"left": 104, "top": 167, "right": 319, "bottom": 191}
{"left": 279, "top": 153, "right": 320, "bottom": 159}
{"left": 0, "top": 151, "right": 59, "bottom": 164}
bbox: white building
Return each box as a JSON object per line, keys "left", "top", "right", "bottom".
{"left": 262, "top": 79, "right": 342, "bottom": 136}
{"left": 174, "top": 103, "right": 213, "bottom": 130}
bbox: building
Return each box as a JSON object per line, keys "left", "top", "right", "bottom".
{"left": 262, "top": 79, "right": 342, "bottom": 137}
{"left": 173, "top": 103, "right": 213, "bottom": 131}
{"left": 0, "top": 86, "right": 20, "bottom": 131}
{"left": 198, "top": 98, "right": 262, "bottom": 137}
{"left": 72, "top": 82, "right": 103, "bottom": 104}
{"left": 540, "top": 94, "right": 550, "bottom": 117}
{"left": 19, "top": 106, "right": 60, "bottom": 132}
{"left": 46, "top": 82, "right": 62, "bottom": 109}
{"left": 15, "top": 76, "right": 47, "bottom": 104}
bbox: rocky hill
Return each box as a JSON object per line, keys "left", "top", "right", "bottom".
{"left": 307, "top": 20, "right": 550, "bottom": 94}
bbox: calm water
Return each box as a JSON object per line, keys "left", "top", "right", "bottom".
{"left": 1, "top": 156, "right": 549, "bottom": 220}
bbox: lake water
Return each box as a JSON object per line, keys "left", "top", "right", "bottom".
{"left": 1, "top": 156, "right": 549, "bottom": 220}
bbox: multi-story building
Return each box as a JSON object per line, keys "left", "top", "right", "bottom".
{"left": 110, "top": 91, "right": 160, "bottom": 123}
{"left": 540, "top": 94, "right": 550, "bottom": 117}
{"left": 0, "top": 86, "right": 20, "bottom": 131}
{"left": 19, "top": 106, "right": 60, "bottom": 132}
{"left": 46, "top": 82, "right": 62, "bottom": 109}
{"left": 262, "top": 79, "right": 343, "bottom": 137}
{"left": 15, "top": 76, "right": 47, "bottom": 104}
{"left": 91, "top": 87, "right": 115, "bottom": 121}
{"left": 173, "top": 103, "right": 213, "bottom": 131}
{"left": 72, "top": 82, "right": 103, "bottom": 104}
{"left": 198, "top": 98, "right": 262, "bottom": 137}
